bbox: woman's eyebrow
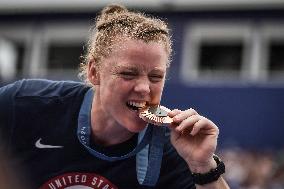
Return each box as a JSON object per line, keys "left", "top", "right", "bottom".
{"left": 112, "top": 65, "right": 165, "bottom": 74}
{"left": 151, "top": 67, "right": 165, "bottom": 72}
{"left": 113, "top": 65, "right": 139, "bottom": 71}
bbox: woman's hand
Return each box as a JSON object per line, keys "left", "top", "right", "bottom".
{"left": 168, "top": 108, "right": 219, "bottom": 172}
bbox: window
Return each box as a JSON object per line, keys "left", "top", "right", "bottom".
{"left": 14, "top": 42, "right": 25, "bottom": 76}
{"left": 199, "top": 42, "right": 243, "bottom": 72}
{"left": 261, "top": 23, "right": 284, "bottom": 81}
{"left": 181, "top": 21, "right": 252, "bottom": 83}
{"left": 47, "top": 44, "right": 84, "bottom": 70}
{"left": 0, "top": 32, "right": 29, "bottom": 81}
{"left": 0, "top": 22, "right": 89, "bottom": 81}
{"left": 268, "top": 41, "right": 284, "bottom": 72}
{"left": 40, "top": 22, "right": 89, "bottom": 80}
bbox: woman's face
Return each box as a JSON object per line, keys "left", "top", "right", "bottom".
{"left": 91, "top": 39, "right": 168, "bottom": 133}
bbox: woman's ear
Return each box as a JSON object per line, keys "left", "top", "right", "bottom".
{"left": 87, "top": 59, "right": 100, "bottom": 85}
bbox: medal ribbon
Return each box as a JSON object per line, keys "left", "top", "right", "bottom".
{"left": 77, "top": 89, "right": 165, "bottom": 186}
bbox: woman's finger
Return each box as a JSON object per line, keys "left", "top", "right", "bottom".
{"left": 172, "top": 108, "right": 198, "bottom": 123}
{"left": 167, "top": 109, "right": 182, "bottom": 117}
{"left": 190, "top": 117, "right": 219, "bottom": 136}
{"left": 175, "top": 114, "right": 201, "bottom": 133}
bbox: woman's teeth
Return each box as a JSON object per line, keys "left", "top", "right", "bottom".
{"left": 127, "top": 101, "right": 147, "bottom": 110}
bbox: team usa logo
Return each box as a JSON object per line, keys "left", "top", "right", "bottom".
{"left": 39, "top": 172, "right": 118, "bottom": 189}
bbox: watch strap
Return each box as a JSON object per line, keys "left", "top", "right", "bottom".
{"left": 192, "top": 154, "right": 225, "bottom": 185}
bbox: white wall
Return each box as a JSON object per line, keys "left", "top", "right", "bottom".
{"left": 0, "top": 0, "right": 283, "bottom": 13}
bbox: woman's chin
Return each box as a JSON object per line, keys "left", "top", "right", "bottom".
{"left": 126, "top": 121, "right": 148, "bottom": 133}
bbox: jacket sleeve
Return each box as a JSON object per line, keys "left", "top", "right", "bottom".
{"left": 0, "top": 80, "right": 22, "bottom": 150}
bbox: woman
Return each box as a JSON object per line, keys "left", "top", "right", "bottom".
{"left": 0, "top": 4, "right": 229, "bottom": 189}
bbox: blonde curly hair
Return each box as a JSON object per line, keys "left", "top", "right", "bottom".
{"left": 78, "top": 4, "right": 172, "bottom": 84}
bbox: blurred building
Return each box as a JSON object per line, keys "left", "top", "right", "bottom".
{"left": 0, "top": 0, "right": 284, "bottom": 149}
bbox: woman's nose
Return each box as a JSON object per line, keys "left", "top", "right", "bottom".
{"left": 134, "top": 79, "right": 150, "bottom": 94}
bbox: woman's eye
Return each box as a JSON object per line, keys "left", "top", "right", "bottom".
{"left": 149, "top": 75, "right": 164, "bottom": 82}
{"left": 120, "top": 72, "right": 137, "bottom": 79}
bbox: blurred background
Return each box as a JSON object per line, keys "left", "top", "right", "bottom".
{"left": 0, "top": 0, "right": 284, "bottom": 188}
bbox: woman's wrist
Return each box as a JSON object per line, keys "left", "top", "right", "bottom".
{"left": 188, "top": 155, "right": 226, "bottom": 186}
{"left": 187, "top": 157, "right": 217, "bottom": 173}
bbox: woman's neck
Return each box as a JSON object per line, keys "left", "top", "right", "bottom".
{"left": 90, "top": 96, "right": 134, "bottom": 147}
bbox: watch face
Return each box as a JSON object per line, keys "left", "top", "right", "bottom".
{"left": 139, "top": 105, "right": 173, "bottom": 126}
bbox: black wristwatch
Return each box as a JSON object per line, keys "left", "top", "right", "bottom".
{"left": 191, "top": 154, "right": 225, "bottom": 185}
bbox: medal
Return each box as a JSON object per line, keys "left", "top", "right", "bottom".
{"left": 139, "top": 105, "right": 173, "bottom": 126}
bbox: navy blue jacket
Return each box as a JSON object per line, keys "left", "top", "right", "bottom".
{"left": 0, "top": 79, "right": 195, "bottom": 189}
